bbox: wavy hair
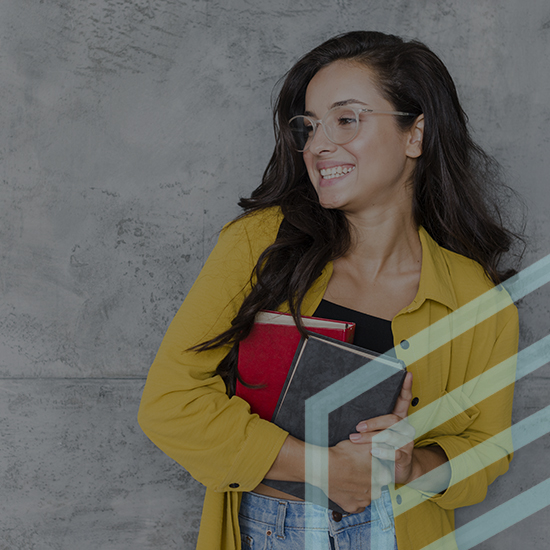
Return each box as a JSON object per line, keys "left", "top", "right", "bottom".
{"left": 193, "top": 31, "right": 524, "bottom": 394}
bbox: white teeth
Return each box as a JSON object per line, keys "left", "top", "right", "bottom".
{"left": 320, "top": 166, "right": 355, "bottom": 179}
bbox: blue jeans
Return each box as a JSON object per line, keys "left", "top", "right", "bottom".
{"left": 238, "top": 489, "right": 398, "bottom": 550}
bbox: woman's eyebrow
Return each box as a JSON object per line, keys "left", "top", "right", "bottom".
{"left": 332, "top": 99, "right": 368, "bottom": 108}
{"left": 303, "top": 99, "right": 369, "bottom": 117}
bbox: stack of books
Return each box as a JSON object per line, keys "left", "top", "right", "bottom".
{"left": 235, "top": 310, "right": 406, "bottom": 511}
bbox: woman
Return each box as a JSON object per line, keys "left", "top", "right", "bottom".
{"left": 138, "top": 31, "right": 520, "bottom": 550}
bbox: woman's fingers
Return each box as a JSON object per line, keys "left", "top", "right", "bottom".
{"left": 370, "top": 443, "right": 404, "bottom": 461}
{"left": 392, "top": 371, "right": 413, "bottom": 419}
{"left": 350, "top": 426, "right": 414, "bottom": 447}
{"left": 347, "top": 373, "right": 416, "bottom": 486}
{"left": 356, "top": 413, "right": 409, "bottom": 433}
{"left": 353, "top": 372, "right": 413, "bottom": 435}
{"left": 375, "top": 428, "right": 414, "bottom": 449}
{"left": 350, "top": 416, "right": 415, "bottom": 445}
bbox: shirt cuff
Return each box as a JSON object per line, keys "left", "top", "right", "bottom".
{"left": 416, "top": 436, "right": 488, "bottom": 509}
{"left": 216, "top": 418, "right": 289, "bottom": 492}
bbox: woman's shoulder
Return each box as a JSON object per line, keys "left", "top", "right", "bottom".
{"left": 441, "top": 247, "right": 493, "bottom": 289}
{"left": 421, "top": 227, "right": 514, "bottom": 313}
{"left": 216, "top": 206, "right": 284, "bottom": 258}
{"left": 223, "top": 205, "right": 284, "bottom": 229}
{"left": 222, "top": 206, "right": 284, "bottom": 235}
{"left": 437, "top": 243, "right": 517, "bottom": 320}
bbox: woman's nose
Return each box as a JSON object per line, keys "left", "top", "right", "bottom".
{"left": 309, "top": 122, "right": 337, "bottom": 154}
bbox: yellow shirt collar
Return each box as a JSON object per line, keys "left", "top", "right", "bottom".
{"left": 411, "top": 226, "right": 459, "bottom": 312}
{"left": 301, "top": 226, "right": 459, "bottom": 316}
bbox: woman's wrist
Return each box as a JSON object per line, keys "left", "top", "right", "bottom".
{"left": 402, "top": 445, "right": 451, "bottom": 491}
{"left": 263, "top": 435, "right": 305, "bottom": 483}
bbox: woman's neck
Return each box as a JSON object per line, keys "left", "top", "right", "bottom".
{"left": 324, "top": 210, "right": 422, "bottom": 319}
{"left": 342, "top": 207, "right": 421, "bottom": 280}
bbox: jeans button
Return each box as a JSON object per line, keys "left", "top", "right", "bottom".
{"left": 332, "top": 511, "right": 342, "bottom": 522}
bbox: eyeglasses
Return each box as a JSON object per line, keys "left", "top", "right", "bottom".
{"left": 289, "top": 105, "right": 416, "bottom": 152}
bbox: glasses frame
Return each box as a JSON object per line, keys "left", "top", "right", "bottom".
{"left": 289, "top": 105, "right": 417, "bottom": 152}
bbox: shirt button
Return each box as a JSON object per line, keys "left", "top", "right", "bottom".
{"left": 400, "top": 340, "right": 410, "bottom": 350}
{"left": 396, "top": 495, "right": 402, "bottom": 505}
{"left": 332, "top": 511, "right": 343, "bottom": 522}
{"left": 411, "top": 397, "right": 419, "bottom": 407}
{"left": 229, "top": 483, "right": 240, "bottom": 488}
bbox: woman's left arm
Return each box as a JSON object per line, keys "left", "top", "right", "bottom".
{"left": 351, "top": 302, "right": 519, "bottom": 508}
{"left": 414, "top": 306, "right": 519, "bottom": 509}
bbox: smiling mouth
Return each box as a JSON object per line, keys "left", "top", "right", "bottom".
{"left": 320, "top": 165, "right": 356, "bottom": 180}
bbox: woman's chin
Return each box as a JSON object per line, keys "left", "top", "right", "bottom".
{"left": 314, "top": 178, "right": 352, "bottom": 210}
{"left": 317, "top": 191, "right": 347, "bottom": 210}
{"left": 319, "top": 201, "right": 341, "bottom": 210}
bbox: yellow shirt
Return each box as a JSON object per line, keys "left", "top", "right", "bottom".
{"left": 138, "top": 206, "right": 518, "bottom": 550}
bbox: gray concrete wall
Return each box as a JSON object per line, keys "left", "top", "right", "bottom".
{"left": 0, "top": 0, "right": 548, "bottom": 548}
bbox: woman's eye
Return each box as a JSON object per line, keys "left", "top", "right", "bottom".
{"left": 338, "top": 117, "right": 357, "bottom": 126}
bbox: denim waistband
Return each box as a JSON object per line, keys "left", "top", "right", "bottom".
{"left": 239, "top": 488, "right": 394, "bottom": 535}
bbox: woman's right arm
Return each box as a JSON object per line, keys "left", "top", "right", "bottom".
{"left": 139, "top": 207, "right": 392, "bottom": 509}
{"left": 138, "top": 210, "right": 289, "bottom": 494}
{"left": 263, "top": 376, "right": 414, "bottom": 513}
{"left": 264, "top": 434, "right": 391, "bottom": 512}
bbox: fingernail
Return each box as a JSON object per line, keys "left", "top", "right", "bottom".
{"left": 349, "top": 433, "right": 361, "bottom": 442}
{"left": 371, "top": 448, "right": 382, "bottom": 457}
{"left": 356, "top": 422, "right": 368, "bottom": 432}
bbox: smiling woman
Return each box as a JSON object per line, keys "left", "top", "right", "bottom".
{"left": 303, "top": 62, "right": 422, "bottom": 216}
{"left": 138, "top": 31, "right": 522, "bottom": 550}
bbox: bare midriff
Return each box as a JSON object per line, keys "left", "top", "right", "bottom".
{"left": 252, "top": 483, "right": 304, "bottom": 501}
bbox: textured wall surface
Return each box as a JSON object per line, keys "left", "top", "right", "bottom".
{"left": 0, "top": 0, "right": 548, "bottom": 548}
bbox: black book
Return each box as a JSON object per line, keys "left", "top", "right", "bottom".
{"left": 262, "top": 333, "right": 406, "bottom": 513}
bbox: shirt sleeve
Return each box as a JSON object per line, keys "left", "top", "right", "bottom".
{"left": 414, "top": 303, "right": 519, "bottom": 510}
{"left": 137, "top": 212, "right": 289, "bottom": 493}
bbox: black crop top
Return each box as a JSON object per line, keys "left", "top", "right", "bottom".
{"left": 313, "top": 299, "right": 394, "bottom": 355}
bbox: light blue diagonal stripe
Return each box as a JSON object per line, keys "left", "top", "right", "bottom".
{"left": 419, "top": 477, "right": 550, "bottom": 550}
{"left": 394, "top": 402, "right": 550, "bottom": 517}
{"left": 307, "top": 251, "right": 550, "bottom": 424}
{"left": 305, "top": 253, "right": 550, "bottom": 520}
{"left": 393, "top": 334, "right": 550, "bottom": 514}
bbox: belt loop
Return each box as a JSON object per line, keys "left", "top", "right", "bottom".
{"left": 275, "top": 500, "right": 288, "bottom": 539}
{"left": 374, "top": 493, "right": 392, "bottom": 531}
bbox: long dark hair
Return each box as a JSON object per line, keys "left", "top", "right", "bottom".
{"left": 194, "top": 31, "right": 523, "bottom": 395}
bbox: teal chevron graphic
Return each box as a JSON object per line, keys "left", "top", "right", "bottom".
{"left": 303, "top": 253, "right": 550, "bottom": 549}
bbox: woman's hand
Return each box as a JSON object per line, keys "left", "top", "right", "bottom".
{"left": 266, "top": 372, "right": 449, "bottom": 511}
{"left": 325, "top": 372, "right": 415, "bottom": 513}
{"left": 327, "top": 439, "right": 393, "bottom": 513}
{"left": 348, "top": 372, "right": 417, "bottom": 485}
{"left": 264, "top": 432, "right": 393, "bottom": 513}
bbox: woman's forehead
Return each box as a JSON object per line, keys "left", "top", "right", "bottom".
{"left": 304, "top": 61, "right": 385, "bottom": 114}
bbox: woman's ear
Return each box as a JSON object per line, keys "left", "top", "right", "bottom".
{"left": 406, "top": 114, "right": 424, "bottom": 159}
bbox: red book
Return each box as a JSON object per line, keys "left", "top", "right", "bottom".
{"left": 235, "top": 311, "right": 355, "bottom": 420}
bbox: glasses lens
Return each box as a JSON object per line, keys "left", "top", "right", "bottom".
{"left": 325, "top": 106, "right": 359, "bottom": 145}
{"left": 289, "top": 116, "right": 314, "bottom": 152}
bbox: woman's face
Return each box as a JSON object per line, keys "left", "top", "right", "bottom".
{"left": 302, "top": 60, "right": 422, "bottom": 218}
